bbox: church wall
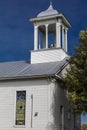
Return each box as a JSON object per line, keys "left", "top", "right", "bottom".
{"left": 0, "top": 78, "right": 79, "bottom": 130}
{"left": 53, "top": 82, "right": 70, "bottom": 130}
{"left": 0, "top": 79, "right": 50, "bottom": 130}
{"left": 59, "top": 66, "right": 81, "bottom": 130}
{"left": 49, "top": 80, "right": 77, "bottom": 130}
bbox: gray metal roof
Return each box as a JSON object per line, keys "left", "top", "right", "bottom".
{"left": 0, "top": 57, "right": 69, "bottom": 80}
{"left": 37, "top": 4, "right": 58, "bottom": 17}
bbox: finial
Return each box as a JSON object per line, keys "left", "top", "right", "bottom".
{"left": 50, "top": 0, "right": 52, "bottom": 6}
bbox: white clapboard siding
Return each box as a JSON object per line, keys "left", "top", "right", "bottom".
{"left": 0, "top": 79, "right": 50, "bottom": 130}
{"left": 0, "top": 78, "right": 80, "bottom": 130}
{"left": 31, "top": 48, "right": 68, "bottom": 64}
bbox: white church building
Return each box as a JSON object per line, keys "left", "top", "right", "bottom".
{"left": 0, "top": 2, "right": 80, "bottom": 130}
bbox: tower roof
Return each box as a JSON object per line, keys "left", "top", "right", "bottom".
{"left": 37, "top": 2, "right": 58, "bottom": 17}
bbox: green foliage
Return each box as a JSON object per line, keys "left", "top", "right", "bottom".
{"left": 65, "top": 30, "right": 87, "bottom": 113}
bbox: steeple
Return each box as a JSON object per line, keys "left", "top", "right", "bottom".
{"left": 29, "top": 3, "right": 71, "bottom": 64}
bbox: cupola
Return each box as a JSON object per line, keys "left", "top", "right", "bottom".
{"left": 29, "top": 2, "right": 71, "bottom": 64}
{"left": 37, "top": 2, "right": 58, "bottom": 17}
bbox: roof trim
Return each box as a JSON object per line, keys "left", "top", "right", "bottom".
{"left": 29, "top": 13, "right": 71, "bottom": 28}
{"left": 55, "top": 60, "right": 69, "bottom": 75}
{"left": 0, "top": 73, "right": 55, "bottom": 81}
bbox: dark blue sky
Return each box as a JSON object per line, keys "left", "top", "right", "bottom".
{"left": 0, "top": 0, "right": 87, "bottom": 62}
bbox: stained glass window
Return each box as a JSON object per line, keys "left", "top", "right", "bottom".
{"left": 16, "top": 91, "right": 26, "bottom": 125}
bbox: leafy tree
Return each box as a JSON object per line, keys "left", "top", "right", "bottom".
{"left": 65, "top": 30, "right": 87, "bottom": 113}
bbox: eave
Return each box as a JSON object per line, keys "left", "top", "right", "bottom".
{"left": 29, "top": 13, "right": 71, "bottom": 28}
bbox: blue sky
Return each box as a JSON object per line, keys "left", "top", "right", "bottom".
{"left": 81, "top": 114, "right": 87, "bottom": 124}
{"left": 0, "top": 0, "right": 87, "bottom": 62}
{"left": 0, "top": 0, "right": 87, "bottom": 124}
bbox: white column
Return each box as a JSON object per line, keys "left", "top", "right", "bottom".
{"left": 62, "top": 26, "right": 65, "bottom": 50}
{"left": 64, "top": 28, "right": 68, "bottom": 52}
{"left": 56, "top": 22, "right": 61, "bottom": 48}
{"left": 54, "top": 32, "right": 56, "bottom": 46}
{"left": 45, "top": 24, "right": 48, "bottom": 49}
{"left": 34, "top": 25, "right": 38, "bottom": 50}
{"left": 38, "top": 30, "right": 41, "bottom": 50}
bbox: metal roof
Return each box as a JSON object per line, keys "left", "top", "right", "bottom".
{"left": 37, "top": 3, "right": 58, "bottom": 17}
{"left": 0, "top": 57, "right": 69, "bottom": 80}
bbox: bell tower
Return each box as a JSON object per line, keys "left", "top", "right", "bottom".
{"left": 29, "top": 3, "right": 71, "bottom": 64}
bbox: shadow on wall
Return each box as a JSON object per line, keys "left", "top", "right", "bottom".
{"left": 47, "top": 81, "right": 68, "bottom": 130}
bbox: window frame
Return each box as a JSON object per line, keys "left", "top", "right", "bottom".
{"left": 14, "top": 90, "right": 26, "bottom": 127}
